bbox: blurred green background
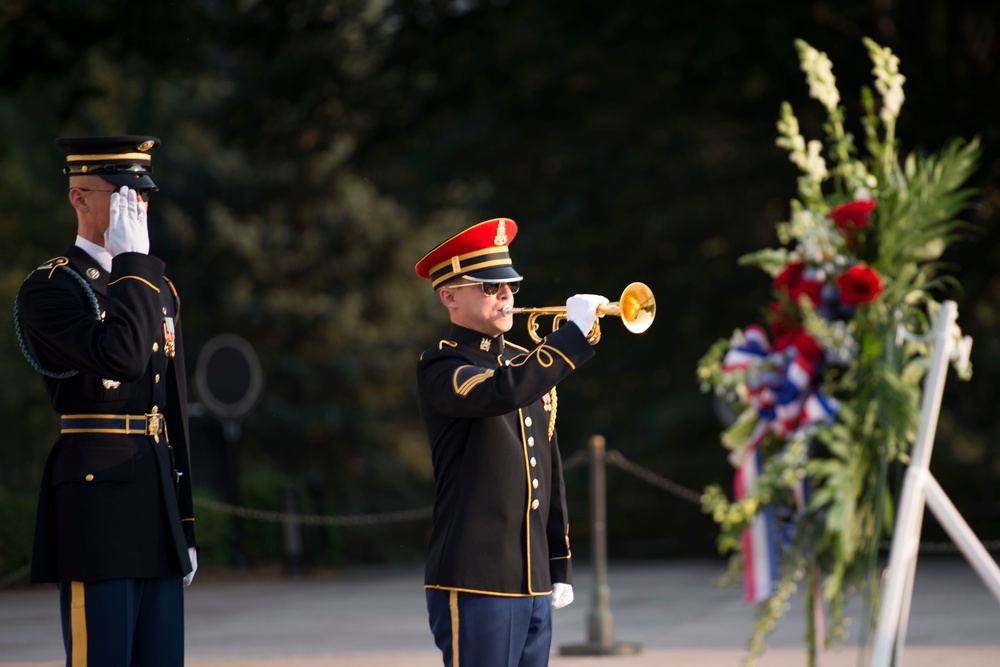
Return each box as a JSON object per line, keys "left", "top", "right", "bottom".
{"left": 2, "top": 0, "right": 998, "bottom": 576}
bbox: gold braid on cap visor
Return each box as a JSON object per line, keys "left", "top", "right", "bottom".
{"left": 64, "top": 152, "right": 152, "bottom": 175}
{"left": 429, "top": 246, "right": 514, "bottom": 289}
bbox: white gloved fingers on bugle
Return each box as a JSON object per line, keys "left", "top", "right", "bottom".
{"left": 565, "top": 294, "right": 609, "bottom": 336}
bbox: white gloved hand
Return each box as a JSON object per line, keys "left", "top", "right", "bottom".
{"left": 565, "top": 294, "right": 609, "bottom": 337}
{"left": 183, "top": 547, "right": 198, "bottom": 588}
{"left": 551, "top": 583, "right": 574, "bottom": 609}
{"left": 104, "top": 186, "right": 150, "bottom": 257}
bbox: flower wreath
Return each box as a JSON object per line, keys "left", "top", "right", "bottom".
{"left": 697, "top": 38, "right": 980, "bottom": 666}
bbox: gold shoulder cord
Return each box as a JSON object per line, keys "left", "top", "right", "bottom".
{"left": 547, "top": 388, "right": 558, "bottom": 440}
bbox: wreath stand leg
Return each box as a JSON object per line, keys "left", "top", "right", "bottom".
{"left": 871, "top": 301, "right": 1000, "bottom": 666}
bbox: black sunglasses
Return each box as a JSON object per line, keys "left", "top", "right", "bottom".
{"left": 448, "top": 280, "right": 521, "bottom": 296}
{"left": 71, "top": 187, "right": 153, "bottom": 202}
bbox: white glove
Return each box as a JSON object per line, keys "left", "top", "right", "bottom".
{"left": 565, "top": 294, "right": 609, "bottom": 337}
{"left": 183, "top": 547, "right": 198, "bottom": 587}
{"left": 551, "top": 583, "right": 574, "bottom": 609}
{"left": 104, "top": 186, "right": 150, "bottom": 257}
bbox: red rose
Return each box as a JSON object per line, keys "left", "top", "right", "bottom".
{"left": 774, "top": 261, "right": 823, "bottom": 306}
{"left": 773, "top": 328, "right": 824, "bottom": 364}
{"left": 767, "top": 301, "right": 797, "bottom": 337}
{"left": 790, "top": 329, "right": 824, "bottom": 364}
{"left": 830, "top": 200, "right": 876, "bottom": 231}
{"left": 837, "top": 265, "right": 883, "bottom": 305}
{"left": 831, "top": 200, "right": 876, "bottom": 248}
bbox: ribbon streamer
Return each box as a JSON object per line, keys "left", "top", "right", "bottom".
{"left": 722, "top": 325, "right": 840, "bottom": 603}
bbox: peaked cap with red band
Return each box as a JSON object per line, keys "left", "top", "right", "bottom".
{"left": 415, "top": 218, "right": 523, "bottom": 289}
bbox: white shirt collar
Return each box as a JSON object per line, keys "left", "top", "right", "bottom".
{"left": 75, "top": 235, "right": 113, "bottom": 274}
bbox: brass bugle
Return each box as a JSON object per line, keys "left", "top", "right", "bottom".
{"left": 502, "top": 282, "right": 655, "bottom": 344}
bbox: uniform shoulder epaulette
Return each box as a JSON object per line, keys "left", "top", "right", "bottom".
{"left": 35, "top": 256, "right": 70, "bottom": 278}
{"left": 16, "top": 257, "right": 98, "bottom": 379}
{"left": 419, "top": 339, "right": 457, "bottom": 362}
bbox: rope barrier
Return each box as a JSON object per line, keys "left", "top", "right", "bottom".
{"left": 604, "top": 450, "right": 705, "bottom": 505}
{"left": 193, "top": 496, "right": 432, "bottom": 526}
{"left": 562, "top": 448, "right": 589, "bottom": 471}
{"left": 4, "top": 448, "right": 997, "bottom": 588}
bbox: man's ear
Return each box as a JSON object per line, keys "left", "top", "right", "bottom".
{"left": 438, "top": 287, "right": 459, "bottom": 310}
{"left": 67, "top": 188, "right": 88, "bottom": 212}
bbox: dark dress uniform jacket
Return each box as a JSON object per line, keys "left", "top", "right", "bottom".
{"left": 16, "top": 245, "right": 197, "bottom": 583}
{"left": 417, "top": 323, "right": 595, "bottom": 596}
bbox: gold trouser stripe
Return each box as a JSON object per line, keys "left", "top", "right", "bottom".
{"left": 449, "top": 589, "right": 460, "bottom": 667}
{"left": 71, "top": 581, "right": 87, "bottom": 667}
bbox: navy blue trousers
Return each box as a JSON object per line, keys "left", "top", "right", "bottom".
{"left": 58, "top": 576, "right": 184, "bottom": 667}
{"left": 426, "top": 589, "right": 553, "bottom": 667}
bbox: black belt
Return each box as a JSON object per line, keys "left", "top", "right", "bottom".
{"left": 60, "top": 411, "right": 164, "bottom": 436}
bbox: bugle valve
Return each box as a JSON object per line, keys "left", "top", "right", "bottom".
{"left": 502, "top": 282, "right": 655, "bottom": 344}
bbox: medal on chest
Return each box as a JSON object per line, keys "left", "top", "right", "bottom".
{"left": 163, "top": 316, "right": 176, "bottom": 358}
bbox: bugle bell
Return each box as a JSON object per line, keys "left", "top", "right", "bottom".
{"left": 502, "top": 282, "right": 656, "bottom": 344}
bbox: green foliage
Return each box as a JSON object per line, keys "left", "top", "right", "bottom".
{"left": 234, "top": 467, "right": 304, "bottom": 565}
{"left": 188, "top": 487, "right": 234, "bottom": 568}
{"left": 0, "top": 494, "right": 36, "bottom": 584}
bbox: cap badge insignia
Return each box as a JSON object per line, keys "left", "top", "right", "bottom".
{"left": 137, "top": 140, "right": 155, "bottom": 152}
{"left": 86, "top": 268, "right": 100, "bottom": 280}
{"left": 494, "top": 219, "right": 508, "bottom": 246}
{"left": 451, "top": 256, "right": 461, "bottom": 274}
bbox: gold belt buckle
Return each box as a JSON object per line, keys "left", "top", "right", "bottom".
{"left": 145, "top": 407, "right": 163, "bottom": 436}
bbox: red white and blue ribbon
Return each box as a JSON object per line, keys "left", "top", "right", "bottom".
{"left": 722, "top": 325, "right": 840, "bottom": 602}
{"left": 733, "top": 430, "right": 778, "bottom": 602}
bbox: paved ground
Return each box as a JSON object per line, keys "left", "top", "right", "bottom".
{"left": 1, "top": 557, "right": 997, "bottom": 667}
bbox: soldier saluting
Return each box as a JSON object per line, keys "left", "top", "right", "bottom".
{"left": 14, "top": 135, "right": 198, "bottom": 667}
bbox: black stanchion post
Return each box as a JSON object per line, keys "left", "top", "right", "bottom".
{"left": 560, "top": 434, "right": 641, "bottom": 656}
{"left": 307, "top": 475, "right": 328, "bottom": 567}
{"left": 282, "top": 484, "right": 305, "bottom": 578}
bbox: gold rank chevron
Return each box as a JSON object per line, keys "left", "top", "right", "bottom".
{"left": 452, "top": 367, "right": 495, "bottom": 397}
